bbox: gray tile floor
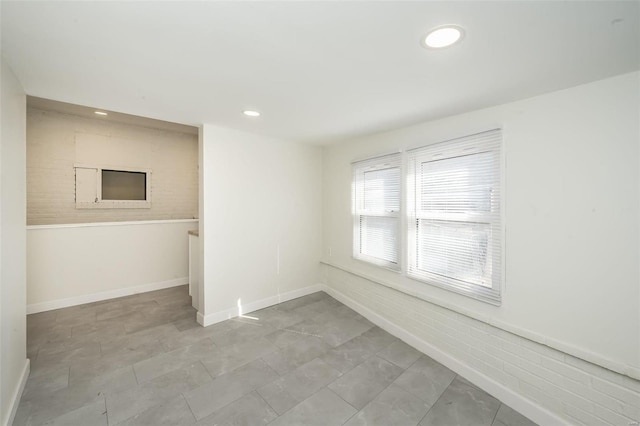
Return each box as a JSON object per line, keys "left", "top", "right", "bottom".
{"left": 16, "top": 286, "right": 537, "bottom": 426}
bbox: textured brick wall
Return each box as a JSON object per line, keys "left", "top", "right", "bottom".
{"left": 322, "top": 264, "right": 640, "bottom": 426}
{"left": 27, "top": 107, "right": 198, "bottom": 225}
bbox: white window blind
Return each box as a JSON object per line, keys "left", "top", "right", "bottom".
{"left": 407, "top": 129, "right": 502, "bottom": 304}
{"left": 353, "top": 153, "right": 401, "bottom": 269}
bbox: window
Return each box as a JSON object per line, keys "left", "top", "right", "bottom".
{"left": 101, "top": 169, "right": 147, "bottom": 201}
{"left": 407, "top": 129, "right": 502, "bottom": 304}
{"left": 75, "top": 164, "right": 151, "bottom": 209}
{"left": 352, "top": 153, "right": 401, "bottom": 269}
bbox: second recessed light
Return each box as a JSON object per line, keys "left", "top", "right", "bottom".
{"left": 423, "top": 25, "right": 464, "bottom": 49}
{"left": 243, "top": 110, "right": 261, "bottom": 117}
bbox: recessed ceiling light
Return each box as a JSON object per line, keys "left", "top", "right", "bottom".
{"left": 423, "top": 25, "right": 464, "bottom": 49}
{"left": 243, "top": 110, "right": 260, "bottom": 117}
{"left": 94, "top": 111, "right": 108, "bottom": 116}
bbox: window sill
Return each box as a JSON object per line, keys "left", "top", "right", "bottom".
{"left": 406, "top": 271, "right": 501, "bottom": 306}
{"left": 76, "top": 201, "right": 151, "bottom": 209}
{"left": 352, "top": 255, "right": 401, "bottom": 274}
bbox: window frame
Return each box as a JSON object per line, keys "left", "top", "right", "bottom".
{"left": 352, "top": 153, "right": 402, "bottom": 271}
{"left": 406, "top": 129, "right": 503, "bottom": 305}
{"left": 75, "top": 163, "right": 152, "bottom": 209}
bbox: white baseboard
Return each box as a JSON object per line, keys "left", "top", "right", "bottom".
{"left": 4, "top": 359, "right": 30, "bottom": 426}
{"left": 27, "top": 278, "right": 188, "bottom": 314}
{"left": 321, "top": 284, "right": 570, "bottom": 426}
{"left": 196, "top": 284, "right": 324, "bottom": 327}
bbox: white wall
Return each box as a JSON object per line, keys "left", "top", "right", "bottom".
{"left": 27, "top": 107, "right": 198, "bottom": 225}
{"left": 27, "top": 220, "right": 198, "bottom": 312}
{"left": 1, "top": 57, "right": 28, "bottom": 426}
{"left": 198, "top": 124, "right": 322, "bottom": 325}
{"left": 322, "top": 72, "right": 640, "bottom": 424}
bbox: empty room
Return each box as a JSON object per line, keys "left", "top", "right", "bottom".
{"left": 1, "top": 1, "right": 638, "bottom": 426}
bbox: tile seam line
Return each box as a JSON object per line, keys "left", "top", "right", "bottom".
{"left": 325, "top": 386, "right": 361, "bottom": 415}
{"left": 490, "top": 401, "right": 502, "bottom": 426}
{"left": 415, "top": 373, "right": 456, "bottom": 425}
{"left": 179, "top": 393, "right": 198, "bottom": 424}
{"left": 255, "top": 388, "right": 281, "bottom": 418}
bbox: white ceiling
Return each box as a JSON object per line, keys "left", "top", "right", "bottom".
{"left": 2, "top": 1, "right": 638, "bottom": 144}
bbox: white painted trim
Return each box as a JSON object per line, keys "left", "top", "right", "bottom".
{"left": 196, "top": 284, "right": 324, "bottom": 327}
{"left": 27, "top": 278, "right": 188, "bottom": 314}
{"left": 4, "top": 359, "right": 29, "bottom": 426}
{"left": 321, "top": 260, "right": 640, "bottom": 380}
{"left": 27, "top": 218, "right": 198, "bottom": 230}
{"left": 74, "top": 162, "right": 152, "bottom": 174}
{"left": 74, "top": 164, "right": 153, "bottom": 210}
{"left": 320, "top": 283, "right": 569, "bottom": 426}
{"left": 196, "top": 311, "right": 206, "bottom": 327}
